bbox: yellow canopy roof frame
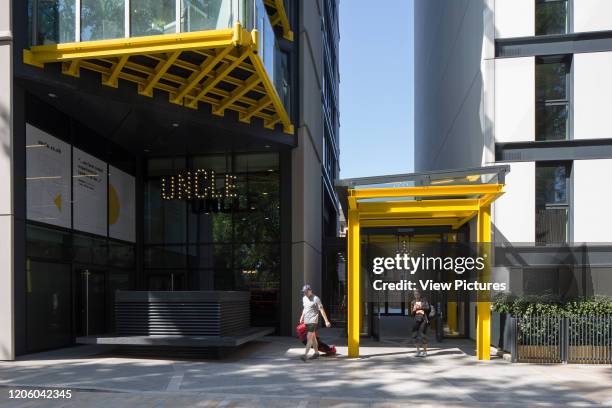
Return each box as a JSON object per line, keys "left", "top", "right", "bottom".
{"left": 23, "top": 22, "right": 294, "bottom": 135}
{"left": 264, "top": 0, "right": 294, "bottom": 41}
{"left": 338, "top": 166, "right": 510, "bottom": 361}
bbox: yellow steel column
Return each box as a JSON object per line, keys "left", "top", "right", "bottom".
{"left": 446, "top": 233, "right": 457, "bottom": 334}
{"left": 347, "top": 208, "right": 360, "bottom": 358}
{"left": 476, "top": 205, "right": 491, "bottom": 360}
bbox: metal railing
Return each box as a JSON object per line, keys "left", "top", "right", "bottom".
{"left": 511, "top": 315, "right": 612, "bottom": 364}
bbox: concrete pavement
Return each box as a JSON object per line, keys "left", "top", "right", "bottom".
{"left": 0, "top": 330, "right": 611, "bottom": 407}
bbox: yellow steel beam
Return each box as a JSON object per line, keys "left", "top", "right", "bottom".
{"left": 186, "top": 49, "right": 252, "bottom": 109}
{"left": 476, "top": 205, "right": 491, "bottom": 361}
{"left": 23, "top": 29, "right": 236, "bottom": 64}
{"left": 350, "top": 184, "right": 504, "bottom": 200}
{"left": 249, "top": 36, "right": 294, "bottom": 134}
{"left": 139, "top": 51, "right": 181, "bottom": 97}
{"left": 264, "top": 0, "right": 294, "bottom": 41}
{"left": 347, "top": 209, "right": 360, "bottom": 358}
{"left": 61, "top": 60, "right": 80, "bottom": 77}
{"left": 360, "top": 218, "right": 464, "bottom": 228}
{"left": 101, "top": 55, "right": 129, "bottom": 88}
{"left": 359, "top": 211, "right": 476, "bottom": 221}
{"left": 169, "top": 46, "right": 234, "bottom": 105}
{"left": 479, "top": 191, "right": 505, "bottom": 209}
{"left": 239, "top": 95, "right": 271, "bottom": 123}
{"left": 212, "top": 74, "right": 261, "bottom": 116}
{"left": 357, "top": 199, "right": 481, "bottom": 215}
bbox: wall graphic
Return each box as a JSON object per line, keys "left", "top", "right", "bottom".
{"left": 109, "top": 166, "right": 136, "bottom": 242}
{"left": 26, "top": 124, "right": 72, "bottom": 228}
{"left": 73, "top": 148, "right": 108, "bottom": 236}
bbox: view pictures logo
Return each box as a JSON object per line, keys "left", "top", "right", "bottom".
{"left": 372, "top": 253, "right": 486, "bottom": 275}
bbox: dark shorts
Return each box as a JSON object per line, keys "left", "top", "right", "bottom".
{"left": 412, "top": 316, "right": 428, "bottom": 342}
{"left": 306, "top": 323, "right": 317, "bottom": 333}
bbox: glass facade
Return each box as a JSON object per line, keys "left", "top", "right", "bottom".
{"left": 536, "top": 58, "right": 571, "bottom": 141}
{"left": 535, "top": 0, "right": 569, "bottom": 36}
{"left": 33, "top": 0, "right": 76, "bottom": 44}
{"left": 130, "top": 0, "right": 176, "bottom": 36}
{"left": 536, "top": 162, "right": 571, "bottom": 244}
{"left": 81, "top": 0, "right": 125, "bottom": 41}
{"left": 144, "top": 152, "right": 281, "bottom": 328}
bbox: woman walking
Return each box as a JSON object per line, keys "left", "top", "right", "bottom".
{"left": 299, "top": 284, "right": 331, "bottom": 362}
{"left": 410, "top": 289, "right": 431, "bottom": 357}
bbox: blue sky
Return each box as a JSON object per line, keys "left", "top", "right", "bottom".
{"left": 339, "top": 0, "right": 414, "bottom": 179}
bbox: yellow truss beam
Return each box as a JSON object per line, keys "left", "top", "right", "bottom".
{"left": 357, "top": 199, "right": 481, "bottom": 215}
{"left": 139, "top": 51, "right": 181, "bottom": 97}
{"left": 23, "top": 23, "right": 294, "bottom": 135}
{"left": 348, "top": 184, "right": 504, "bottom": 203}
{"left": 264, "top": 0, "right": 294, "bottom": 41}
{"left": 360, "top": 218, "right": 466, "bottom": 228}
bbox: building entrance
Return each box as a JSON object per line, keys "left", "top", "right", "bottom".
{"left": 364, "top": 230, "right": 470, "bottom": 342}
{"left": 336, "top": 165, "right": 510, "bottom": 360}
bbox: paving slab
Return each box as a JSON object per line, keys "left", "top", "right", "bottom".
{"left": 0, "top": 331, "right": 611, "bottom": 407}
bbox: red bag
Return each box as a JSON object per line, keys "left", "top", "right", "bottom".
{"left": 296, "top": 323, "right": 307, "bottom": 341}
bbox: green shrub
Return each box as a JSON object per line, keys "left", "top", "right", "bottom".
{"left": 492, "top": 294, "right": 612, "bottom": 317}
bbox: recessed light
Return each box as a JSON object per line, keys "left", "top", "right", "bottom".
{"left": 144, "top": 148, "right": 150, "bottom": 153}
{"left": 264, "top": 145, "right": 271, "bottom": 149}
{"left": 267, "top": 169, "right": 274, "bottom": 172}
{"left": 48, "top": 93, "right": 58, "bottom": 98}
{"left": 172, "top": 123, "right": 180, "bottom": 128}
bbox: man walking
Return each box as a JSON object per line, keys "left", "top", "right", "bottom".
{"left": 299, "top": 284, "right": 331, "bottom": 362}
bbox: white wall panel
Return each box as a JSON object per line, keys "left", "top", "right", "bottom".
{"left": 493, "top": 162, "right": 535, "bottom": 243}
{"left": 495, "top": 0, "right": 534, "bottom": 38}
{"left": 573, "top": 159, "right": 612, "bottom": 243}
{"left": 495, "top": 57, "right": 535, "bottom": 143}
{"left": 574, "top": 0, "right": 612, "bottom": 32}
{"left": 574, "top": 52, "right": 612, "bottom": 140}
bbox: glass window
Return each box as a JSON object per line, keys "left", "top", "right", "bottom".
{"left": 536, "top": 0, "right": 569, "bottom": 36}
{"left": 536, "top": 162, "right": 571, "bottom": 244}
{"left": 536, "top": 104, "right": 569, "bottom": 141}
{"left": 131, "top": 0, "right": 176, "bottom": 37}
{"left": 145, "top": 179, "right": 187, "bottom": 244}
{"left": 26, "top": 261, "right": 72, "bottom": 352}
{"left": 536, "top": 59, "right": 571, "bottom": 141}
{"left": 181, "top": 0, "right": 232, "bottom": 32}
{"left": 35, "top": 0, "right": 75, "bottom": 44}
{"left": 145, "top": 245, "right": 188, "bottom": 268}
{"left": 81, "top": 0, "right": 125, "bottom": 41}
{"left": 536, "top": 60, "right": 568, "bottom": 101}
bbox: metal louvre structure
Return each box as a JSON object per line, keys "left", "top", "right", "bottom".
{"left": 264, "top": 0, "right": 294, "bottom": 40}
{"left": 23, "top": 22, "right": 294, "bottom": 134}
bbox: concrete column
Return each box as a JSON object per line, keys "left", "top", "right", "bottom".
{"left": 291, "top": 0, "right": 324, "bottom": 330}
{"left": 0, "top": 0, "right": 14, "bottom": 361}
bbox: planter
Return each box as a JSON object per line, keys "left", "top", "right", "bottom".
{"left": 517, "top": 345, "right": 561, "bottom": 363}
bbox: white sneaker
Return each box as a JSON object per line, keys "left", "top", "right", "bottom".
{"left": 415, "top": 351, "right": 422, "bottom": 357}
{"left": 422, "top": 351, "right": 427, "bottom": 357}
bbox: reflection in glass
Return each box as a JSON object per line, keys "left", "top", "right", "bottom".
{"left": 131, "top": 0, "right": 176, "bottom": 36}
{"left": 536, "top": 103, "right": 569, "bottom": 141}
{"left": 181, "top": 0, "right": 232, "bottom": 32}
{"left": 81, "top": 0, "right": 125, "bottom": 41}
{"left": 535, "top": 0, "right": 568, "bottom": 36}
{"left": 26, "top": 261, "right": 72, "bottom": 352}
{"left": 536, "top": 61, "right": 567, "bottom": 101}
{"left": 35, "top": 0, "right": 75, "bottom": 44}
{"left": 536, "top": 163, "right": 570, "bottom": 244}
{"left": 536, "top": 164, "right": 567, "bottom": 206}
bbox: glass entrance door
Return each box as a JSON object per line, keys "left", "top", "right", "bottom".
{"left": 75, "top": 268, "right": 107, "bottom": 336}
